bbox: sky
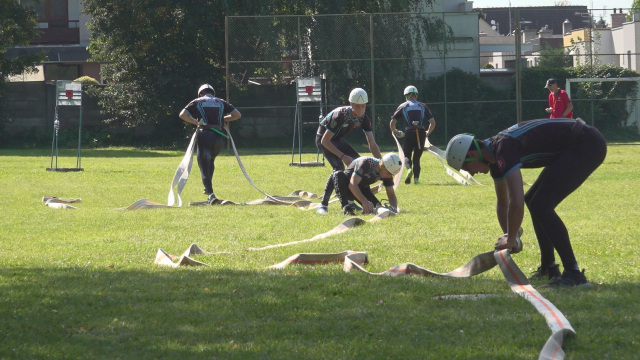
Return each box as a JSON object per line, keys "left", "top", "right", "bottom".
{"left": 471, "top": 0, "right": 635, "bottom": 22}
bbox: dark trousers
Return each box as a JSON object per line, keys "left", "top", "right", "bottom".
{"left": 525, "top": 127, "right": 607, "bottom": 270}
{"left": 315, "top": 135, "right": 360, "bottom": 206}
{"left": 403, "top": 127, "right": 426, "bottom": 179}
{"left": 196, "top": 129, "right": 226, "bottom": 195}
{"left": 332, "top": 171, "right": 381, "bottom": 208}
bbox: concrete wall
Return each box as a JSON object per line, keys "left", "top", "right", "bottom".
{"left": 2, "top": 82, "right": 108, "bottom": 136}
{"left": 2, "top": 83, "right": 296, "bottom": 141}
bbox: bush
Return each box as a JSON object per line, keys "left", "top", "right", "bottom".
{"left": 73, "top": 76, "right": 100, "bottom": 85}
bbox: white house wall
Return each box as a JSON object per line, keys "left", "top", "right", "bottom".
{"left": 612, "top": 27, "right": 625, "bottom": 67}
{"left": 622, "top": 22, "right": 638, "bottom": 71}
{"left": 594, "top": 29, "right": 617, "bottom": 66}
{"left": 409, "top": 10, "right": 479, "bottom": 77}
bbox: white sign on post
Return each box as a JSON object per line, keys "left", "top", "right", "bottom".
{"left": 56, "top": 81, "right": 82, "bottom": 107}
{"left": 296, "top": 77, "right": 322, "bottom": 103}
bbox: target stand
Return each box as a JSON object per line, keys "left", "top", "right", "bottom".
{"left": 47, "top": 81, "right": 84, "bottom": 172}
{"left": 290, "top": 77, "right": 325, "bottom": 167}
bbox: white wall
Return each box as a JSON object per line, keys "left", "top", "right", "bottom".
{"left": 612, "top": 27, "right": 625, "bottom": 67}
{"left": 594, "top": 29, "right": 618, "bottom": 66}
{"left": 409, "top": 3, "right": 480, "bottom": 76}
{"left": 622, "top": 21, "right": 638, "bottom": 71}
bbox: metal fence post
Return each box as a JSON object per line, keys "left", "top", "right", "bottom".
{"left": 225, "top": 16, "right": 229, "bottom": 102}
{"left": 589, "top": 11, "right": 595, "bottom": 126}
{"left": 443, "top": 12, "right": 448, "bottom": 141}
{"left": 298, "top": 17, "right": 303, "bottom": 76}
{"left": 225, "top": 16, "right": 230, "bottom": 151}
{"left": 370, "top": 13, "right": 376, "bottom": 138}
{"left": 515, "top": 9, "right": 522, "bottom": 124}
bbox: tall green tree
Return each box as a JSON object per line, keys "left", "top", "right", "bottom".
{"left": 537, "top": 44, "right": 572, "bottom": 69}
{"left": 83, "top": 0, "right": 447, "bottom": 139}
{"left": 628, "top": 0, "right": 640, "bottom": 21}
{"left": 0, "top": 1, "right": 45, "bottom": 80}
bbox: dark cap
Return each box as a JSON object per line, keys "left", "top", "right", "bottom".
{"left": 544, "top": 78, "right": 557, "bottom": 88}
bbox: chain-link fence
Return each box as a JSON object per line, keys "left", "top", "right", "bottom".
{"left": 226, "top": 9, "right": 640, "bottom": 150}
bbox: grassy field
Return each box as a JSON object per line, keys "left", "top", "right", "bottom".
{"left": 1, "top": 144, "right": 639, "bottom": 359}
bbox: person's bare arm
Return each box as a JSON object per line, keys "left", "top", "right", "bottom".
{"left": 390, "top": 119, "right": 403, "bottom": 138}
{"left": 562, "top": 103, "right": 573, "bottom": 118}
{"left": 384, "top": 186, "right": 398, "bottom": 209}
{"left": 349, "top": 175, "right": 374, "bottom": 213}
{"left": 365, "top": 132, "right": 382, "bottom": 159}
{"left": 225, "top": 109, "right": 241, "bottom": 122}
{"left": 426, "top": 118, "right": 436, "bottom": 137}
{"left": 321, "top": 131, "right": 353, "bottom": 166}
{"left": 179, "top": 109, "right": 199, "bottom": 126}
{"left": 495, "top": 169, "right": 525, "bottom": 250}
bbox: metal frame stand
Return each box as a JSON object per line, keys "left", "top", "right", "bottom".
{"left": 290, "top": 76, "right": 325, "bottom": 167}
{"left": 47, "top": 80, "right": 84, "bottom": 172}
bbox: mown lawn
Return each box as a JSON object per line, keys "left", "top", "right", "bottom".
{"left": 1, "top": 144, "right": 638, "bottom": 359}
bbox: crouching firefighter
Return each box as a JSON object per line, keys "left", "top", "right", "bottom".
{"left": 332, "top": 153, "right": 402, "bottom": 215}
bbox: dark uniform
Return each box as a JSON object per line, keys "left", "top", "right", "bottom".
{"left": 486, "top": 119, "right": 606, "bottom": 272}
{"left": 182, "top": 94, "right": 236, "bottom": 195}
{"left": 316, "top": 106, "right": 374, "bottom": 206}
{"left": 392, "top": 99, "right": 434, "bottom": 180}
{"left": 333, "top": 156, "right": 394, "bottom": 209}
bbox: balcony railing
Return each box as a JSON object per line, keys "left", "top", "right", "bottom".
{"left": 31, "top": 20, "right": 80, "bottom": 45}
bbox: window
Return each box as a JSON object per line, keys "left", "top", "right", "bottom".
{"left": 21, "top": 0, "right": 68, "bottom": 27}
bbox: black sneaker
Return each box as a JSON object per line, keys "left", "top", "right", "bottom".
{"left": 541, "top": 269, "right": 590, "bottom": 288}
{"left": 343, "top": 204, "right": 357, "bottom": 216}
{"left": 528, "top": 264, "right": 561, "bottom": 281}
{"left": 404, "top": 168, "right": 413, "bottom": 184}
{"left": 207, "top": 193, "right": 218, "bottom": 205}
{"left": 348, "top": 201, "right": 362, "bottom": 211}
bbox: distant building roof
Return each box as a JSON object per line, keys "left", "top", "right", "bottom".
{"left": 477, "top": 6, "right": 589, "bottom": 36}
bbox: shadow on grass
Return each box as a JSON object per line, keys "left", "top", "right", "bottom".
{"left": 0, "top": 149, "right": 178, "bottom": 158}
{"left": 0, "top": 149, "right": 306, "bottom": 158}
{"left": 2, "top": 266, "right": 637, "bottom": 359}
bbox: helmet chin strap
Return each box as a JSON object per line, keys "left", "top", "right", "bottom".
{"left": 464, "top": 138, "right": 485, "bottom": 163}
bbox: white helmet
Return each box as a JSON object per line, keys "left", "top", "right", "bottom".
{"left": 403, "top": 85, "right": 418, "bottom": 96}
{"left": 198, "top": 84, "right": 215, "bottom": 96}
{"left": 348, "top": 88, "right": 368, "bottom": 104}
{"left": 445, "top": 134, "right": 475, "bottom": 171}
{"left": 382, "top": 153, "right": 402, "bottom": 175}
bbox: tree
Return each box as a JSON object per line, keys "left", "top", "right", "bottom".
{"left": 537, "top": 44, "right": 572, "bottom": 68}
{"left": 0, "top": 1, "right": 45, "bottom": 80}
{"left": 628, "top": 0, "right": 640, "bottom": 21}
{"left": 83, "top": 0, "right": 447, "bottom": 141}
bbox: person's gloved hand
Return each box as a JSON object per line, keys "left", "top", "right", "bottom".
{"left": 197, "top": 119, "right": 206, "bottom": 126}
{"left": 394, "top": 130, "right": 404, "bottom": 138}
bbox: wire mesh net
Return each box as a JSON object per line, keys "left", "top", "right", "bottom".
{"left": 227, "top": 10, "right": 640, "bottom": 149}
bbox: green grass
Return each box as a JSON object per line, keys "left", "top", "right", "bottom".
{"left": 1, "top": 144, "right": 639, "bottom": 359}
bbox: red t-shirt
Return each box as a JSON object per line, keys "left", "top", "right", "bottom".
{"left": 548, "top": 89, "right": 573, "bottom": 118}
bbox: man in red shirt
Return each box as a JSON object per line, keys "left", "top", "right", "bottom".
{"left": 545, "top": 78, "right": 573, "bottom": 118}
